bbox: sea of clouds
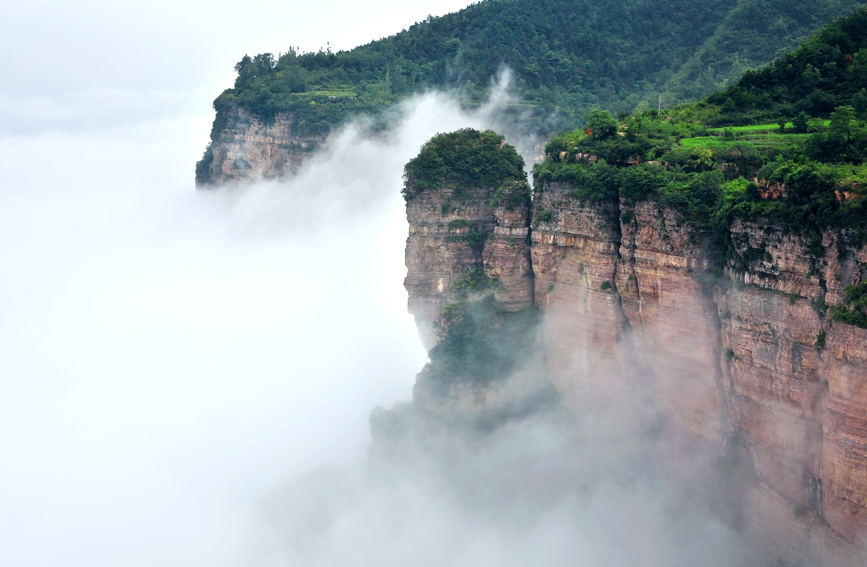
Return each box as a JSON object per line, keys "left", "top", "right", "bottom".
{"left": 0, "top": 2, "right": 748, "bottom": 563}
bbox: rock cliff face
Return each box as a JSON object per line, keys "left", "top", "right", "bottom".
{"left": 404, "top": 181, "right": 534, "bottom": 349}
{"left": 718, "top": 222, "right": 867, "bottom": 564}
{"left": 195, "top": 108, "right": 322, "bottom": 187}
{"left": 404, "top": 177, "right": 867, "bottom": 566}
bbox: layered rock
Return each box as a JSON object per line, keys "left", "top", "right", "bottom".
{"left": 529, "top": 184, "right": 630, "bottom": 405}
{"left": 615, "top": 201, "right": 729, "bottom": 444}
{"left": 529, "top": 186, "right": 728, "bottom": 443}
{"left": 404, "top": 173, "right": 867, "bottom": 565}
{"left": 195, "top": 108, "right": 322, "bottom": 187}
{"left": 720, "top": 222, "right": 867, "bottom": 564}
{"left": 404, "top": 181, "right": 533, "bottom": 349}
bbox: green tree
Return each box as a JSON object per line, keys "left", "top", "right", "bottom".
{"left": 793, "top": 111, "right": 810, "bottom": 133}
{"left": 830, "top": 105, "right": 857, "bottom": 140}
{"left": 585, "top": 109, "right": 618, "bottom": 140}
{"left": 854, "top": 88, "right": 867, "bottom": 119}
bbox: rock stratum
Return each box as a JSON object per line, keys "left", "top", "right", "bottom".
{"left": 404, "top": 174, "right": 867, "bottom": 565}
{"left": 195, "top": 107, "right": 322, "bottom": 187}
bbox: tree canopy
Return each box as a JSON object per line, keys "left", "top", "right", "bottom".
{"left": 402, "top": 129, "right": 526, "bottom": 201}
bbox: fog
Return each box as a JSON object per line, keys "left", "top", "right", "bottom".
{"left": 0, "top": 2, "right": 750, "bottom": 564}
{"left": 0, "top": 111, "right": 419, "bottom": 565}
{"left": 0, "top": 70, "right": 579, "bottom": 564}
{"left": 0, "top": 89, "right": 747, "bottom": 566}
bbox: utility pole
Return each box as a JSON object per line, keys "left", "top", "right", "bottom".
{"left": 658, "top": 94, "right": 662, "bottom": 113}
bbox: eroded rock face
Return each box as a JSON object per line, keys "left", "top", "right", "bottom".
{"left": 195, "top": 107, "right": 322, "bottom": 187}
{"left": 720, "top": 222, "right": 867, "bottom": 563}
{"left": 529, "top": 187, "right": 728, "bottom": 443}
{"left": 530, "top": 183, "right": 630, "bottom": 405}
{"left": 403, "top": 183, "right": 533, "bottom": 349}
{"left": 615, "top": 201, "right": 729, "bottom": 444}
{"left": 404, "top": 174, "right": 867, "bottom": 565}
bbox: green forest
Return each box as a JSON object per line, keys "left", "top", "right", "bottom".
{"left": 206, "top": 0, "right": 865, "bottom": 141}
{"left": 535, "top": 7, "right": 867, "bottom": 324}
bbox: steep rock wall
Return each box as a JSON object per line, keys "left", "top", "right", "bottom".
{"left": 529, "top": 183, "right": 631, "bottom": 405}
{"left": 196, "top": 108, "right": 322, "bottom": 187}
{"left": 529, "top": 184, "right": 728, "bottom": 444}
{"left": 404, "top": 183, "right": 533, "bottom": 349}
{"left": 720, "top": 223, "right": 867, "bottom": 564}
{"left": 615, "top": 200, "right": 729, "bottom": 444}
{"left": 404, "top": 178, "right": 867, "bottom": 565}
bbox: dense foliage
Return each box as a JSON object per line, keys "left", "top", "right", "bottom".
{"left": 831, "top": 282, "right": 867, "bottom": 327}
{"left": 420, "top": 7, "right": 867, "bottom": 390}
{"left": 534, "top": 8, "right": 867, "bottom": 294}
{"left": 402, "top": 129, "right": 526, "bottom": 201}
{"left": 706, "top": 8, "right": 867, "bottom": 125}
{"left": 206, "top": 0, "right": 864, "bottom": 140}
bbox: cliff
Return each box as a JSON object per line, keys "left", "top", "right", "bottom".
{"left": 195, "top": 107, "right": 322, "bottom": 187}
{"left": 197, "top": 0, "right": 867, "bottom": 187}
{"left": 403, "top": 181, "right": 533, "bottom": 348}
{"left": 404, "top": 175, "right": 867, "bottom": 565}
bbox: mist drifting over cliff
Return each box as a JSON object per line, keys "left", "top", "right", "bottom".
{"left": 0, "top": 66, "right": 754, "bottom": 566}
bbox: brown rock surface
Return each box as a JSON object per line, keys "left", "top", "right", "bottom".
{"left": 717, "top": 221, "right": 867, "bottom": 563}
{"left": 403, "top": 183, "right": 533, "bottom": 349}
{"left": 196, "top": 108, "right": 322, "bottom": 186}
{"left": 616, "top": 200, "right": 728, "bottom": 443}
{"left": 530, "top": 183, "right": 628, "bottom": 404}
{"left": 404, "top": 174, "right": 867, "bottom": 565}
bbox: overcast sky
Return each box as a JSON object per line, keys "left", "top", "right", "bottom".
{"left": 1, "top": 0, "right": 476, "bottom": 136}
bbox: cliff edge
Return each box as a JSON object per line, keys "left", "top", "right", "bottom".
{"left": 403, "top": 118, "right": 867, "bottom": 564}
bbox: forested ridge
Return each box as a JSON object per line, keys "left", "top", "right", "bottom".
{"left": 534, "top": 7, "right": 867, "bottom": 324}
{"left": 205, "top": 0, "right": 864, "bottom": 142}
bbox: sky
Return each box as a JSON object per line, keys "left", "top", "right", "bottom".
{"left": 1, "top": 0, "right": 477, "bottom": 135}
{"left": 0, "top": 1, "right": 479, "bottom": 565}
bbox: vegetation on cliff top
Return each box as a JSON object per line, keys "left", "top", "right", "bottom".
{"left": 402, "top": 129, "right": 526, "bottom": 201}
{"left": 206, "top": 0, "right": 865, "bottom": 141}
{"left": 415, "top": 9, "right": 867, "bottom": 390}
{"left": 535, "top": 8, "right": 867, "bottom": 238}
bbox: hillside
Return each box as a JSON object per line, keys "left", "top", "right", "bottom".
{"left": 196, "top": 0, "right": 864, "bottom": 186}
{"left": 536, "top": 6, "right": 867, "bottom": 250}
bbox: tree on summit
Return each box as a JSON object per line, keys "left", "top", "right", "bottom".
{"left": 585, "top": 109, "right": 618, "bottom": 140}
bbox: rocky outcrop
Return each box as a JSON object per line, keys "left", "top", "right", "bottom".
{"left": 616, "top": 201, "right": 729, "bottom": 443}
{"left": 404, "top": 182, "right": 533, "bottom": 348}
{"left": 404, "top": 176, "right": 867, "bottom": 565}
{"left": 195, "top": 107, "right": 322, "bottom": 187}
{"left": 528, "top": 186, "right": 729, "bottom": 443}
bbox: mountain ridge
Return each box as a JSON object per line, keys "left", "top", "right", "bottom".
{"left": 196, "top": 0, "right": 865, "bottom": 187}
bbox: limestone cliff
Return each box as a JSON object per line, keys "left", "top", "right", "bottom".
{"left": 718, "top": 222, "right": 867, "bottom": 564}
{"left": 195, "top": 108, "right": 322, "bottom": 187}
{"left": 404, "top": 181, "right": 533, "bottom": 349}
{"left": 404, "top": 175, "right": 867, "bottom": 566}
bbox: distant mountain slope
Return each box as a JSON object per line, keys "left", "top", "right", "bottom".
{"left": 197, "top": 0, "right": 864, "bottom": 185}
{"left": 665, "top": 0, "right": 867, "bottom": 101}
{"left": 706, "top": 6, "right": 867, "bottom": 122}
